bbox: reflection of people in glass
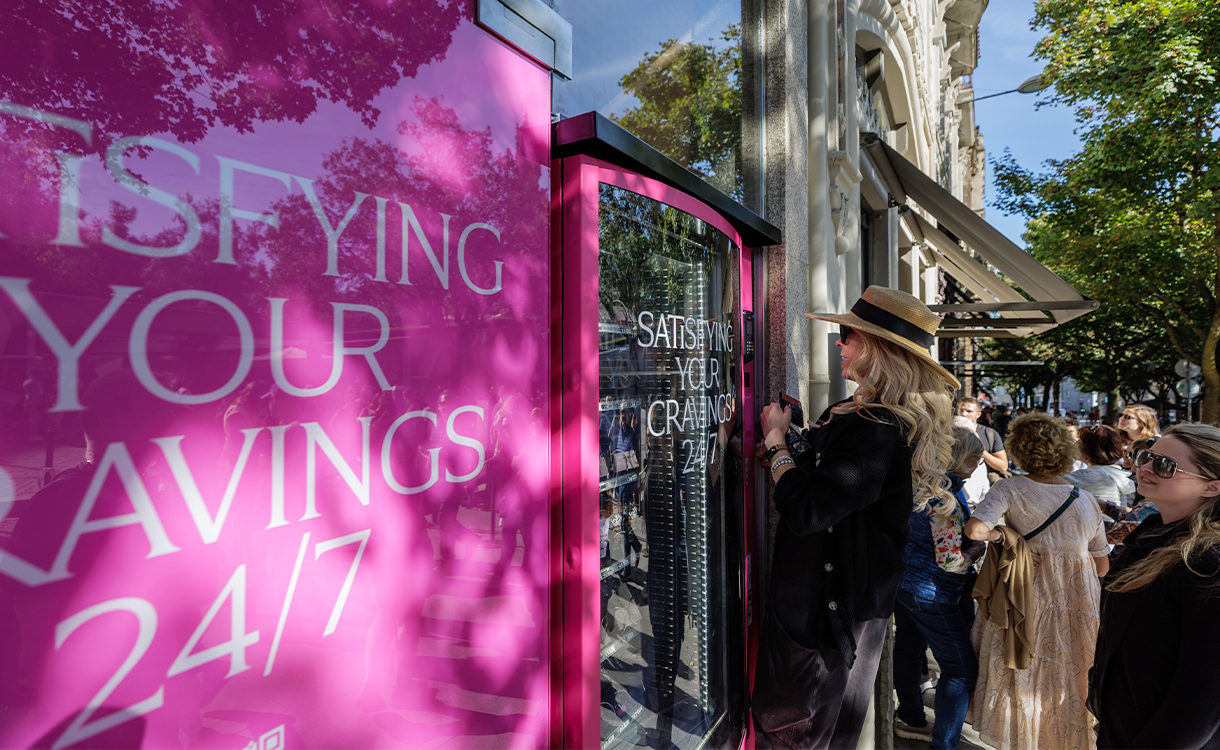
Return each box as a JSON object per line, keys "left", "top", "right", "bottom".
{"left": 705, "top": 381, "right": 745, "bottom": 738}
{"left": 613, "top": 406, "right": 643, "bottom": 559}
{"left": 643, "top": 431, "right": 687, "bottom": 750}
{"left": 358, "top": 384, "right": 437, "bottom": 715}
{"left": 431, "top": 390, "right": 479, "bottom": 565}
{"left": 221, "top": 381, "right": 264, "bottom": 470}
{"left": 3, "top": 370, "right": 177, "bottom": 706}
{"left": 753, "top": 286, "right": 958, "bottom": 749}
{"left": 21, "top": 368, "right": 50, "bottom": 441}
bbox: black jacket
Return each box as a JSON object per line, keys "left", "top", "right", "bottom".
{"left": 770, "top": 401, "right": 913, "bottom": 666}
{"left": 1092, "top": 515, "right": 1220, "bottom": 749}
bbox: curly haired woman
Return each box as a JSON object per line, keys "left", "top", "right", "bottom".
{"left": 1091, "top": 424, "right": 1220, "bottom": 748}
{"left": 752, "top": 286, "right": 957, "bottom": 749}
{"left": 965, "top": 412, "right": 1111, "bottom": 750}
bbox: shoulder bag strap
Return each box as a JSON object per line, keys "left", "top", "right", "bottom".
{"left": 1024, "top": 486, "right": 1081, "bottom": 541}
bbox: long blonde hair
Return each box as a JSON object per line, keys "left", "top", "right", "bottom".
{"left": 1107, "top": 424, "right": 1220, "bottom": 593}
{"left": 832, "top": 331, "right": 956, "bottom": 512}
{"left": 1122, "top": 404, "right": 1161, "bottom": 441}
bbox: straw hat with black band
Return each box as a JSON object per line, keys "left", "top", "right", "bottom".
{"left": 806, "top": 285, "right": 960, "bottom": 389}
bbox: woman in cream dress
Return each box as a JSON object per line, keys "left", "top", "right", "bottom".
{"left": 965, "top": 412, "right": 1111, "bottom": 750}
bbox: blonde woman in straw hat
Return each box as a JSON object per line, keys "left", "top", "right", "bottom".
{"left": 751, "top": 286, "right": 958, "bottom": 749}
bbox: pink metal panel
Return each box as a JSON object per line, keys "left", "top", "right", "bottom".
{"left": 740, "top": 250, "right": 757, "bottom": 750}
{"left": 559, "top": 155, "right": 603, "bottom": 749}
{"left": 593, "top": 168, "right": 745, "bottom": 251}
{"left": 549, "top": 158, "right": 567, "bottom": 750}
{"left": 0, "top": 3, "right": 553, "bottom": 748}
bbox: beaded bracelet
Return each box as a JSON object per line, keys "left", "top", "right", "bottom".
{"left": 770, "top": 455, "right": 795, "bottom": 477}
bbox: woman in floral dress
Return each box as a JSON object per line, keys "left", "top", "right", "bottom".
{"left": 965, "top": 412, "right": 1111, "bottom": 750}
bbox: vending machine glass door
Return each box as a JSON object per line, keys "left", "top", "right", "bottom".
{"left": 562, "top": 159, "right": 747, "bottom": 750}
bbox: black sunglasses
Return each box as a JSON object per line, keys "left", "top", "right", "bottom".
{"left": 1133, "top": 449, "right": 1213, "bottom": 481}
{"left": 840, "top": 327, "right": 854, "bottom": 343}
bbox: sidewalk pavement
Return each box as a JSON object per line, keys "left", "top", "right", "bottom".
{"left": 892, "top": 649, "right": 996, "bottom": 750}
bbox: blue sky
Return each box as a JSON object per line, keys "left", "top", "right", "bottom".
{"left": 972, "top": 0, "right": 1081, "bottom": 247}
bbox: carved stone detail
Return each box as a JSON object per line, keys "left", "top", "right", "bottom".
{"left": 827, "top": 151, "right": 864, "bottom": 256}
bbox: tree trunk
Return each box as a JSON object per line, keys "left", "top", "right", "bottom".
{"left": 1205, "top": 213, "right": 1220, "bottom": 424}
{"left": 1102, "top": 363, "right": 1120, "bottom": 426}
{"left": 1053, "top": 379, "right": 1061, "bottom": 416}
{"left": 1203, "top": 307, "right": 1219, "bottom": 424}
{"left": 1105, "top": 387, "right": 1121, "bottom": 426}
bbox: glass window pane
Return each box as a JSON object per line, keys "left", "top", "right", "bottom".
{"left": 0, "top": 5, "right": 552, "bottom": 748}
{"left": 596, "top": 183, "right": 743, "bottom": 750}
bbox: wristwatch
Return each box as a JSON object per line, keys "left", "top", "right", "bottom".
{"left": 761, "top": 444, "right": 787, "bottom": 462}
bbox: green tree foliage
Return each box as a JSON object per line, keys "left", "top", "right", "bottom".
{"left": 598, "top": 184, "right": 725, "bottom": 316}
{"left": 596, "top": 25, "right": 743, "bottom": 333}
{"left": 981, "top": 298, "right": 1175, "bottom": 422}
{"left": 612, "top": 24, "right": 743, "bottom": 200}
{"left": 991, "top": 0, "right": 1220, "bottom": 422}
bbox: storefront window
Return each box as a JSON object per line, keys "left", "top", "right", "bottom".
{"left": 0, "top": 4, "right": 552, "bottom": 748}
{"left": 596, "top": 183, "right": 744, "bottom": 749}
{"left": 554, "top": 2, "right": 761, "bottom": 208}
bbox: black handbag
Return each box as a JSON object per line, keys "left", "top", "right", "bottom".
{"left": 751, "top": 607, "right": 824, "bottom": 733}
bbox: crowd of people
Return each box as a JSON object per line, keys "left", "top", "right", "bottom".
{"left": 753, "top": 287, "right": 1220, "bottom": 750}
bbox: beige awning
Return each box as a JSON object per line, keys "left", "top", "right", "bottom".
{"left": 862, "top": 134, "right": 1098, "bottom": 338}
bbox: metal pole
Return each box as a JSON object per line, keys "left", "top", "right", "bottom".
{"left": 954, "top": 87, "right": 1019, "bottom": 105}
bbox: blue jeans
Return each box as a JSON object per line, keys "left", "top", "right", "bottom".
{"left": 893, "top": 588, "right": 978, "bottom": 749}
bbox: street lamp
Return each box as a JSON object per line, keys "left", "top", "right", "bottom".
{"left": 956, "top": 74, "right": 1049, "bottom": 106}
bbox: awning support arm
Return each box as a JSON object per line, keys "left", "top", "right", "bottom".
{"left": 928, "top": 300, "right": 1100, "bottom": 313}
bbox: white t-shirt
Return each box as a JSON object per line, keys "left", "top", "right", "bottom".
{"left": 962, "top": 461, "right": 990, "bottom": 509}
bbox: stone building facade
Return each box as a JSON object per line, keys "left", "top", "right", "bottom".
{"left": 759, "top": 0, "right": 991, "bottom": 418}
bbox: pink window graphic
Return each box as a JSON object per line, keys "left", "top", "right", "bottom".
{"left": 0, "top": 3, "right": 552, "bottom": 748}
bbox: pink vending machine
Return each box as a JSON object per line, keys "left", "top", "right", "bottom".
{"left": 552, "top": 113, "right": 778, "bottom": 750}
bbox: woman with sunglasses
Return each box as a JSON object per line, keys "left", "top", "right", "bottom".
{"left": 964, "top": 412, "right": 1110, "bottom": 750}
{"left": 1091, "top": 425, "right": 1220, "bottom": 748}
{"left": 1117, "top": 405, "right": 1160, "bottom": 468}
{"left": 752, "top": 286, "right": 957, "bottom": 749}
{"left": 1102, "top": 437, "right": 1160, "bottom": 561}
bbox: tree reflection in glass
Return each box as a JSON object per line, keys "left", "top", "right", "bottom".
{"left": 0, "top": 3, "right": 554, "bottom": 748}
